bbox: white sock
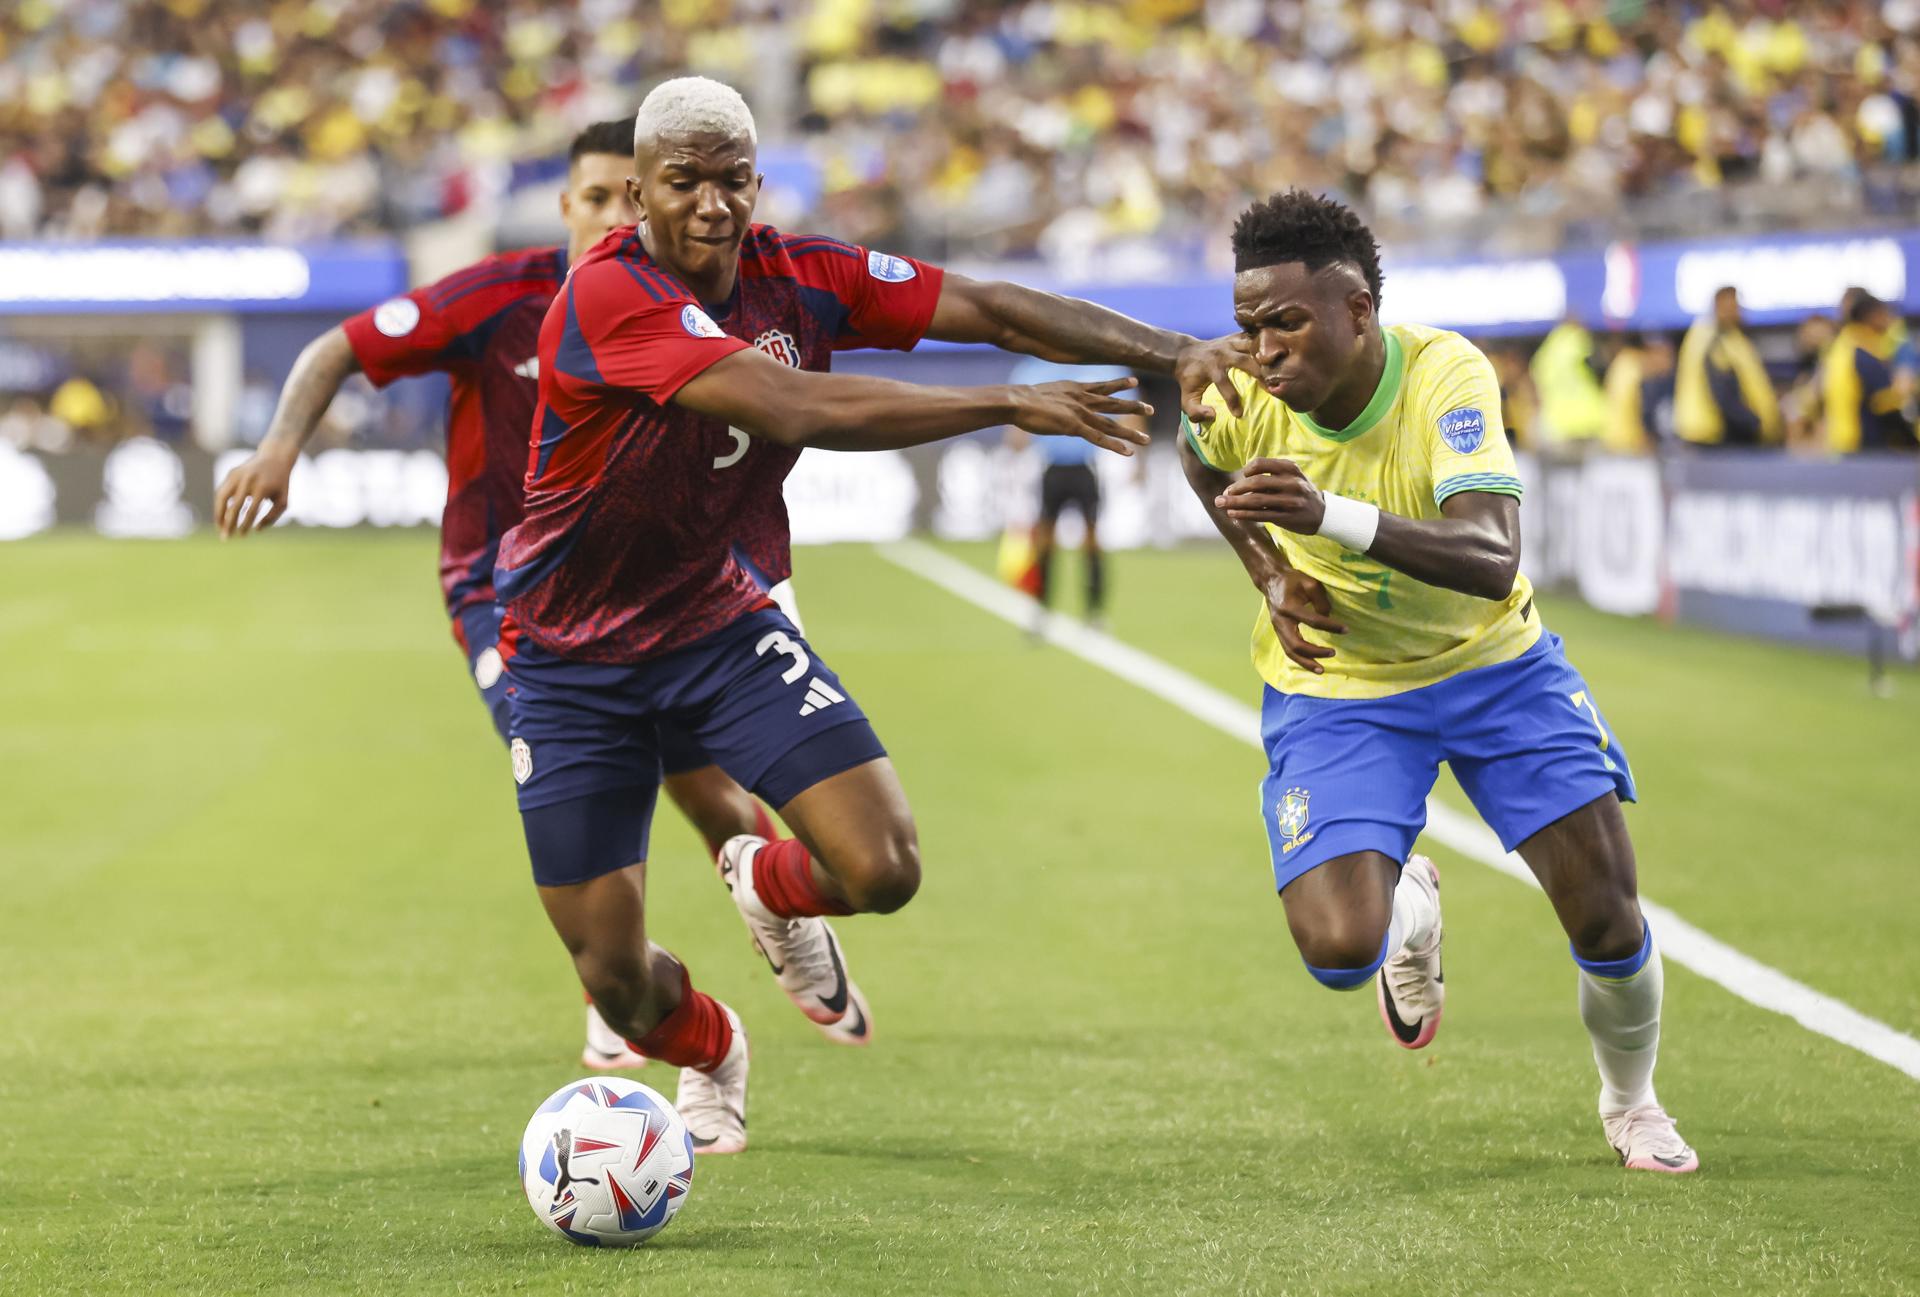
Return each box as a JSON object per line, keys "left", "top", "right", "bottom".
{"left": 1383, "top": 864, "right": 1439, "bottom": 958}
{"left": 585, "top": 1002, "right": 629, "bottom": 1054}
{"left": 1578, "top": 942, "right": 1664, "bottom": 1114}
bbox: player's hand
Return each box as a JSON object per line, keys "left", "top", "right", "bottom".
{"left": 1175, "top": 333, "right": 1258, "bottom": 423}
{"left": 1217, "top": 457, "right": 1325, "bottom": 534}
{"left": 1264, "top": 568, "right": 1346, "bottom": 674}
{"left": 1009, "top": 377, "right": 1153, "bottom": 456}
{"left": 214, "top": 445, "right": 297, "bottom": 539}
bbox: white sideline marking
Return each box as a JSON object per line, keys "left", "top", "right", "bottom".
{"left": 880, "top": 539, "right": 1920, "bottom": 1084}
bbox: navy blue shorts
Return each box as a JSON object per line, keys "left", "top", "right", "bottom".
{"left": 506, "top": 609, "right": 885, "bottom": 886}
{"left": 1259, "top": 631, "right": 1636, "bottom": 892}
{"left": 454, "top": 601, "right": 512, "bottom": 742}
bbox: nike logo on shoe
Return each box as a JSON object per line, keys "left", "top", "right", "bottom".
{"left": 835, "top": 1001, "right": 869, "bottom": 1041}
{"left": 816, "top": 932, "right": 850, "bottom": 1016}
{"left": 1379, "top": 977, "right": 1426, "bottom": 1045}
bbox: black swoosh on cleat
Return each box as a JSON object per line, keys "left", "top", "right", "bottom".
{"left": 1652, "top": 1154, "right": 1692, "bottom": 1168}
{"left": 1378, "top": 972, "right": 1426, "bottom": 1045}
{"left": 834, "top": 1001, "right": 869, "bottom": 1040}
{"left": 815, "top": 931, "right": 850, "bottom": 1017}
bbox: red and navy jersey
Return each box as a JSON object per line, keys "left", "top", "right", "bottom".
{"left": 341, "top": 245, "right": 567, "bottom": 619}
{"left": 496, "top": 224, "right": 943, "bottom": 662}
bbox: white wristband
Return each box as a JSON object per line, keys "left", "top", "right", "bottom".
{"left": 1316, "top": 492, "right": 1380, "bottom": 553}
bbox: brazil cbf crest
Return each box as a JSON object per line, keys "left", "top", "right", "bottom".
{"left": 1276, "top": 787, "right": 1314, "bottom": 854}
{"left": 1436, "top": 407, "right": 1487, "bottom": 454}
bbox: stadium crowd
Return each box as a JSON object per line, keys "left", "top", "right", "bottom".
{"left": 3, "top": 0, "right": 1920, "bottom": 262}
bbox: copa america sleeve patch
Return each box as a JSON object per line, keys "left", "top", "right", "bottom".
{"left": 373, "top": 297, "right": 421, "bottom": 338}
{"left": 1436, "top": 407, "right": 1487, "bottom": 454}
{"left": 680, "top": 304, "right": 726, "bottom": 338}
{"left": 866, "top": 250, "right": 917, "bottom": 283}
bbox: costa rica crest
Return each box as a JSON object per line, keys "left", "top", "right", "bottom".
{"left": 753, "top": 329, "right": 801, "bottom": 368}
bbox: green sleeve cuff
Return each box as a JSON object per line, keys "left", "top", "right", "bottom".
{"left": 1433, "top": 472, "right": 1524, "bottom": 506}
{"left": 1180, "top": 414, "right": 1230, "bottom": 472}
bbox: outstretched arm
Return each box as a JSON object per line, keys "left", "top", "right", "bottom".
{"left": 214, "top": 326, "right": 359, "bottom": 537}
{"left": 927, "top": 272, "right": 1256, "bottom": 421}
{"left": 1218, "top": 457, "right": 1521, "bottom": 601}
{"left": 1179, "top": 437, "right": 1348, "bottom": 674}
{"left": 672, "top": 345, "right": 1152, "bottom": 456}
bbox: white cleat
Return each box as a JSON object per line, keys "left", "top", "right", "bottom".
{"left": 1604, "top": 1103, "right": 1700, "bottom": 1174}
{"left": 717, "top": 835, "right": 872, "bottom": 1043}
{"left": 676, "top": 1005, "right": 749, "bottom": 1156}
{"left": 580, "top": 1002, "right": 648, "bottom": 1071}
{"left": 1377, "top": 855, "right": 1444, "bottom": 1050}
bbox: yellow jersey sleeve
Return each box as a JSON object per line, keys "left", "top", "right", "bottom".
{"left": 1415, "top": 338, "right": 1524, "bottom": 508}
{"left": 1179, "top": 372, "right": 1261, "bottom": 473}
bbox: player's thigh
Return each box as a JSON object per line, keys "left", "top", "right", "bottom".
{"left": 1439, "top": 631, "right": 1637, "bottom": 855}
{"left": 1039, "top": 466, "right": 1072, "bottom": 524}
{"left": 1258, "top": 686, "right": 1441, "bottom": 900}
{"left": 454, "top": 601, "right": 513, "bottom": 742}
{"left": 775, "top": 756, "right": 915, "bottom": 874}
{"left": 507, "top": 646, "right": 665, "bottom": 886}
{"left": 1515, "top": 791, "right": 1643, "bottom": 958}
{"left": 1277, "top": 849, "right": 1402, "bottom": 964}
{"left": 674, "top": 611, "right": 891, "bottom": 823}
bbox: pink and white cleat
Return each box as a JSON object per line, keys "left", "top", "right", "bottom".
{"left": 718, "top": 835, "right": 873, "bottom": 1045}
{"left": 1604, "top": 1104, "right": 1700, "bottom": 1174}
{"left": 580, "top": 1002, "right": 649, "bottom": 1071}
{"left": 676, "top": 1005, "right": 749, "bottom": 1156}
{"left": 1376, "top": 855, "right": 1444, "bottom": 1050}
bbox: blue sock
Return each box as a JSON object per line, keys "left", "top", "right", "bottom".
{"left": 1304, "top": 930, "right": 1392, "bottom": 991}
{"left": 1571, "top": 922, "right": 1653, "bottom": 981}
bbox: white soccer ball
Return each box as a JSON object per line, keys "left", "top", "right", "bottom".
{"left": 519, "top": 1076, "right": 695, "bottom": 1247}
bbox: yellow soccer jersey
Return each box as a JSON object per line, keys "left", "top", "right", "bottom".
{"left": 1182, "top": 323, "right": 1539, "bottom": 699}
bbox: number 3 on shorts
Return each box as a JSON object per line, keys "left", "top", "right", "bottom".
{"left": 1569, "top": 689, "right": 1609, "bottom": 750}
{"left": 756, "top": 630, "right": 810, "bottom": 684}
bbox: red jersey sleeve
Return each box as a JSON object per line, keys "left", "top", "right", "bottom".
{"left": 554, "top": 259, "right": 751, "bottom": 402}
{"left": 341, "top": 287, "right": 465, "bottom": 387}
{"left": 780, "top": 233, "right": 944, "bottom": 352}
{"left": 342, "top": 249, "right": 563, "bottom": 387}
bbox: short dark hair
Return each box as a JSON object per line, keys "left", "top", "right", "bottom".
{"left": 569, "top": 118, "right": 634, "bottom": 164}
{"left": 1231, "top": 189, "right": 1384, "bottom": 307}
{"left": 1847, "top": 291, "right": 1888, "bottom": 324}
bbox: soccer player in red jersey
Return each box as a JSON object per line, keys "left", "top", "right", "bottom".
{"left": 501, "top": 78, "right": 1251, "bottom": 1154}
{"left": 212, "top": 120, "right": 798, "bottom": 1072}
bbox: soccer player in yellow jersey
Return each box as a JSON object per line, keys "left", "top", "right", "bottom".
{"left": 1178, "top": 191, "right": 1697, "bottom": 1174}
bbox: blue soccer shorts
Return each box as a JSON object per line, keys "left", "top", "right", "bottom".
{"left": 505, "top": 609, "right": 886, "bottom": 886}
{"left": 454, "top": 600, "right": 512, "bottom": 742}
{"left": 1258, "top": 631, "right": 1636, "bottom": 892}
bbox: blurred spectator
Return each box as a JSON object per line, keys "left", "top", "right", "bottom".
{"left": 1824, "top": 292, "right": 1917, "bottom": 451}
{"left": 1601, "top": 331, "right": 1674, "bottom": 454}
{"left": 1484, "top": 343, "right": 1538, "bottom": 449}
{"left": 1782, "top": 312, "right": 1839, "bottom": 452}
{"left": 1675, "top": 286, "right": 1782, "bottom": 448}
{"left": 4, "top": 1, "right": 1920, "bottom": 263}
{"left": 47, "top": 373, "right": 113, "bottom": 444}
{"left": 1528, "top": 319, "right": 1607, "bottom": 450}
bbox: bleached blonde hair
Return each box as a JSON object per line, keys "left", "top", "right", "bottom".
{"left": 633, "top": 76, "right": 758, "bottom": 152}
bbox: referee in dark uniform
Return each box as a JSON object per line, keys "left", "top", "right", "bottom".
{"left": 1007, "top": 358, "right": 1136, "bottom": 628}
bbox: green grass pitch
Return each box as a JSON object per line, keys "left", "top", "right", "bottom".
{"left": 3, "top": 532, "right": 1918, "bottom": 1295}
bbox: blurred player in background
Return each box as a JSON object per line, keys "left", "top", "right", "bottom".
{"left": 500, "top": 77, "right": 1246, "bottom": 1154}
{"left": 1003, "top": 357, "right": 1139, "bottom": 630}
{"left": 1180, "top": 191, "right": 1696, "bottom": 1174}
{"left": 211, "top": 119, "right": 794, "bottom": 1074}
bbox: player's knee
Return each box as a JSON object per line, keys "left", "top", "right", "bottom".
{"left": 1294, "top": 921, "right": 1392, "bottom": 991}
{"left": 1568, "top": 899, "right": 1644, "bottom": 965}
{"left": 572, "top": 947, "right": 658, "bottom": 1026}
{"left": 834, "top": 832, "right": 921, "bottom": 914}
